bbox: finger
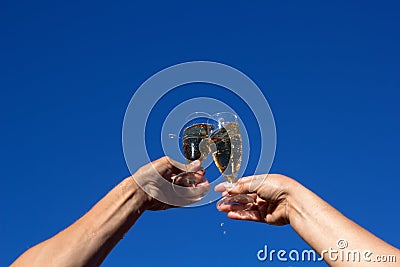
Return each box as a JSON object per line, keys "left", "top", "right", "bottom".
{"left": 221, "top": 190, "right": 257, "bottom": 200}
{"left": 181, "top": 183, "right": 210, "bottom": 204}
{"left": 217, "top": 201, "right": 258, "bottom": 212}
{"left": 249, "top": 193, "right": 258, "bottom": 201}
{"left": 185, "top": 160, "right": 202, "bottom": 172}
{"left": 195, "top": 175, "right": 209, "bottom": 187}
{"left": 232, "top": 175, "right": 267, "bottom": 194}
{"left": 160, "top": 156, "right": 187, "bottom": 174}
{"left": 214, "top": 175, "right": 265, "bottom": 193}
{"left": 161, "top": 156, "right": 202, "bottom": 177}
{"left": 194, "top": 171, "right": 207, "bottom": 185}
{"left": 191, "top": 181, "right": 210, "bottom": 194}
{"left": 173, "top": 179, "right": 210, "bottom": 199}
{"left": 172, "top": 171, "right": 207, "bottom": 188}
{"left": 227, "top": 210, "right": 262, "bottom": 222}
{"left": 214, "top": 179, "right": 253, "bottom": 194}
{"left": 195, "top": 168, "right": 206, "bottom": 176}
{"left": 214, "top": 182, "right": 230, "bottom": 192}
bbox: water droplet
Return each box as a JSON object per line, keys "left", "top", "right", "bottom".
{"left": 169, "top": 134, "right": 177, "bottom": 139}
{"left": 220, "top": 222, "right": 224, "bottom": 227}
{"left": 223, "top": 230, "right": 227, "bottom": 235}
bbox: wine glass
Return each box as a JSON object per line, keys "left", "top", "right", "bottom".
{"left": 170, "top": 112, "right": 214, "bottom": 188}
{"left": 210, "top": 112, "right": 254, "bottom": 209}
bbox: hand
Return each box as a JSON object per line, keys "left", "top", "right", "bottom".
{"left": 133, "top": 156, "right": 210, "bottom": 210}
{"left": 215, "top": 174, "right": 296, "bottom": 226}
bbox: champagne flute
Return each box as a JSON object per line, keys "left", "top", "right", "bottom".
{"left": 170, "top": 112, "right": 214, "bottom": 187}
{"left": 210, "top": 112, "right": 254, "bottom": 209}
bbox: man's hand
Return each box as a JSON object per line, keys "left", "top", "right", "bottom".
{"left": 134, "top": 156, "right": 210, "bottom": 210}
{"left": 11, "top": 157, "right": 210, "bottom": 267}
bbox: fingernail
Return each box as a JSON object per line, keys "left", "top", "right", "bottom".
{"left": 214, "top": 183, "right": 225, "bottom": 192}
{"left": 190, "top": 160, "right": 201, "bottom": 166}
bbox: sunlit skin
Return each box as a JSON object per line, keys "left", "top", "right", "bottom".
{"left": 11, "top": 157, "right": 208, "bottom": 267}
{"left": 215, "top": 174, "right": 400, "bottom": 266}
{"left": 10, "top": 161, "right": 399, "bottom": 266}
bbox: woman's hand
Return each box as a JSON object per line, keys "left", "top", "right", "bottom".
{"left": 215, "top": 174, "right": 297, "bottom": 226}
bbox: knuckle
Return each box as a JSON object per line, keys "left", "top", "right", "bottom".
{"left": 161, "top": 156, "right": 171, "bottom": 165}
{"left": 159, "top": 156, "right": 173, "bottom": 168}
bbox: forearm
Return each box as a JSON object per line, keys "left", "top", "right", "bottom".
{"left": 11, "top": 176, "right": 150, "bottom": 267}
{"left": 287, "top": 180, "right": 399, "bottom": 266}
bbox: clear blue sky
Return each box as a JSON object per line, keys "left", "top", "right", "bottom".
{"left": 1, "top": 1, "right": 399, "bottom": 266}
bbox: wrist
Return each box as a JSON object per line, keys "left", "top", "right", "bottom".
{"left": 121, "top": 176, "right": 153, "bottom": 212}
{"left": 277, "top": 176, "right": 306, "bottom": 225}
{"left": 284, "top": 177, "right": 315, "bottom": 228}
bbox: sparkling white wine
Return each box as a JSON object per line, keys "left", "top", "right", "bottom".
{"left": 211, "top": 122, "right": 242, "bottom": 183}
{"left": 182, "top": 123, "right": 214, "bottom": 162}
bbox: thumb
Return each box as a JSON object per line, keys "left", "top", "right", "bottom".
{"left": 214, "top": 175, "right": 265, "bottom": 194}
{"left": 185, "top": 160, "right": 202, "bottom": 173}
